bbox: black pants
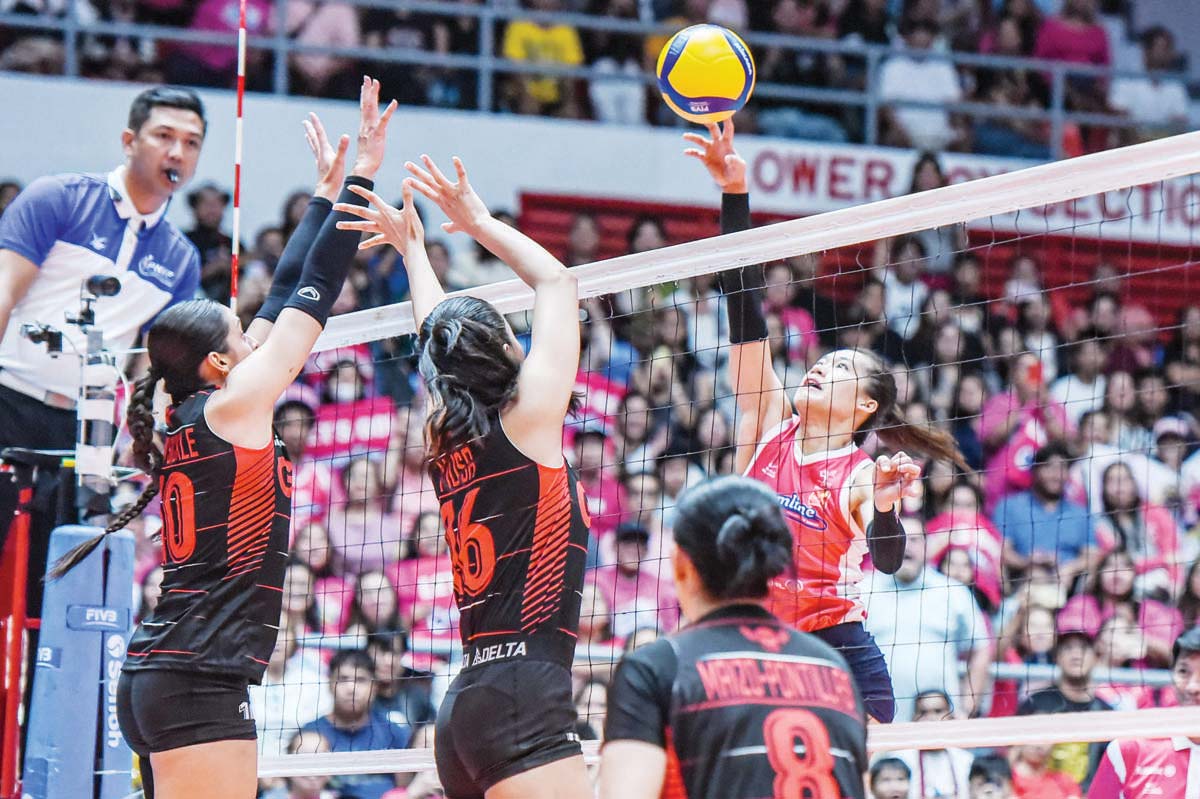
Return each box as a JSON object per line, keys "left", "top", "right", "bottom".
{"left": 0, "top": 384, "right": 75, "bottom": 617}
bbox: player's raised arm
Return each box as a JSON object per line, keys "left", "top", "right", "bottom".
{"left": 244, "top": 112, "right": 350, "bottom": 347}
{"left": 407, "top": 155, "right": 580, "bottom": 459}
{"left": 209, "top": 76, "right": 397, "bottom": 447}
{"left": 685, "top": 121, "right": 789, "bottom": 472}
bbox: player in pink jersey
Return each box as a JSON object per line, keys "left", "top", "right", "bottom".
{"left": 1087, "top": 627, "right": 1200, "bottom": 798}
{"left": 684, "top": 121, "right": 967, "bottom": 722}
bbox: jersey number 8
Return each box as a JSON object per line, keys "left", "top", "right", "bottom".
{"left": 440, "top": 488, "right": 496, "bottom": 596}
{"left": 763, "top": 708, "right": 840, "bottom": 799}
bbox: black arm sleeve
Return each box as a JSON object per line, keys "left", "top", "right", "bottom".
{"left": 280, "top": 176, "right": 373, "bottom": 327}
{"left": 867, "top": 506, "right": 905, "bottom": 574}
{"left": 254, "top": 196, "right": 333, "bottom": 324}
{"left": 716, "top": 193, "right": 768, "bottom": 344}
{"left": 603, "top": 640, "right": 677, "bottom": 747}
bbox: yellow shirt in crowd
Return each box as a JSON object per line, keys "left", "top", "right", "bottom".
{"left": 502, "top": 20, "right": 584, "bottom": 106}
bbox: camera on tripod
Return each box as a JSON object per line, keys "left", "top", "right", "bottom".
{"left": 21, "top": 275, "right": 122, "bottom": 355}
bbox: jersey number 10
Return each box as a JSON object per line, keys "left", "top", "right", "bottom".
{"left": 440, "top": 488, "right": 496, "bottom": 597}
{"left": 763, "top": 708, "right": 840, "bottom": 799}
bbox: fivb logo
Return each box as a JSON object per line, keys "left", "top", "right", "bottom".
{"left": 66, "top": 605, "right": 128, "bottom": 631}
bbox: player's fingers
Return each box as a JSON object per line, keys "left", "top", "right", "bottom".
{"left": 452, "top": 156, "right": 469, "bottom": 186}
{"left": 401, "top": 179, "right": 416, "bottom": 210}
{"left": 724, "top": 117, "right": 736, "bottom": 140}
{"left": 681, "top": 132, "right": 710, "bottom": 148}
{"left": 406, "top": 177, "right": 440, "bottom": 204}
{"left": 358, "top": 233, "right": 387, "bottom": 250}
{"left": 333, "top": 134, "right": 350, "bottom": 161}
{"left": 422, "top": 154, "right": 453, "bottom": 187}
{"left": 404, "top": 160, "right": 436, "bottom": 186}
{"left": 344, "top": 183, "right": 387, "bottom": 208}
{"left": 705, "top": 122, "right": 720, "bottom": 140}
{"left": 336, "top": 219, "right": 378, "bottom": 232}
{"left": 683, "top": 149, "right": 707, "bottom": 161}
{"left": 378, "top": 99, "right": 398, "bottom": 129}
{"left": 876, "top": 455, "right": 893, "bottom": 473}
{"left": 442, "top": 221, "right": 460, "bottom": 234}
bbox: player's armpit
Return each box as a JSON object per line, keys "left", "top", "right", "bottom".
{"left": 598, "top": 740, "right": 667, "bottom": 799}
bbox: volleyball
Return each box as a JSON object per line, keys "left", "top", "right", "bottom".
{"left": 656, "top": 24, "right": 756, "bottom": 125}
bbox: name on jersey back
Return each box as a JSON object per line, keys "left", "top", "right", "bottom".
{"left": 694, "top": 655, "right": 858, "bottom": 716}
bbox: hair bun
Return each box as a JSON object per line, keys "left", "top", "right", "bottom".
{"left": 715, "top": 512, "right": 755, "bottom": 557}
{"left": 430, "top": 319, "right": 463, "bottom": 357}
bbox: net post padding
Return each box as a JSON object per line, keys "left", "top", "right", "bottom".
{"left": 315, "top": 130, "right": 1200, "bottom": 351}
{"left": 258, "top": 707, "right": 1200, "bottom": 777}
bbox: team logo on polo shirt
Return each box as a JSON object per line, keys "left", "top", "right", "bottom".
{"left": 90, "top": 233, "right": 108, "bottom": 251}
{"left": 136, "top": 253, "right": 175, "bottom": 282}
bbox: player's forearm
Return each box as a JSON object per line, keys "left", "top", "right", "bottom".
{"left": 471, "top": 216, "right": 570, "bottom": 290}
{"left": 401, "top": 240, "right": 447, "bottom": 333}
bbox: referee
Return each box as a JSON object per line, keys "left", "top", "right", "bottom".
{"left": 0, "top": 85, "right": 204, "bottom": 606}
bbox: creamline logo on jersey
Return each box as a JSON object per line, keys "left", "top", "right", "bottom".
{"left": 776, "top": 492, "right": 828, "bottom": 531}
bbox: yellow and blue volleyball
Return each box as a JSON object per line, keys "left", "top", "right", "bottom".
{"left": 656, "top": 24, "right": 756, "bottom": 125}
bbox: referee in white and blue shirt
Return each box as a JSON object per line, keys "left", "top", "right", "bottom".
{"left": 0, "top": 85, "right": 205, "bottom": 603}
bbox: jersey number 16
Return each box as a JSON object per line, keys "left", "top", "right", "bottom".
{"left": 440, "top": 488, "right": 496, "bottom": 597}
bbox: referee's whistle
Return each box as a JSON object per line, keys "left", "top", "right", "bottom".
{"left": 166, "top": 168, "right": 180, "bottom": 185}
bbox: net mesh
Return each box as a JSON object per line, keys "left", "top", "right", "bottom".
{"left": 128, "top": 134, "right": 1200, "bottom": 796}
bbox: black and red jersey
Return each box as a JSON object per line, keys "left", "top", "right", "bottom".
{"left": 124, "top": 388, "right": 293, "bottom": 683}
{"left": 605, "top": 604, "right": 868, "bottom": 799}
{"left": 428, "top": 421, "right": 590, "bottom": 670}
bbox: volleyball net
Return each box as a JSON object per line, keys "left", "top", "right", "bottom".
{"left": 138, "top": 131, "right": 1200, "bottom": 791}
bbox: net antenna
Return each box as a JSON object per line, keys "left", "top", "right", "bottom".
{"left": 229, "top": 0, "right": 247, "bottom": 316}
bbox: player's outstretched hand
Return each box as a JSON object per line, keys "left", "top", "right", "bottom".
{"left": 303, "top": 112, "right": 350, "bottom": 202}
{"left": 404, "top": 155, "right": 491, "bottom": 236}
{"left": 683, "top": 119, "right": 747, "bottom": 194}
{"left": 351, "top": 75, "right": 398, "bottom": 181}
{"left": 873, "top": 451, "right": 922, "bottom": 513}
{"left": 335, "top": 179, "right": 425, "bottom": 253}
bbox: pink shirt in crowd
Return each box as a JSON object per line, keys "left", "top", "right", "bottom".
{"left": 1059, "top": 593, "right": 1185, "bottom": 663}
{"left": 171, "top": 0, "right": 272, "bottom": 71}
{"left": 589, "top": 564, "right": 680, "bottom": 638}
{"left": 979, "top": 390, "right": 1070, "bottom": 513}
{"left": 1033, "top": 16, "right": 1110, "bottom": 66}
{"left": 1094, "top": 503, "right": 1184, "bottom": 589}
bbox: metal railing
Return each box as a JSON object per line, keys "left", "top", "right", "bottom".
{"left": 0, "top": 0, "right": 1192, "bottom": 158}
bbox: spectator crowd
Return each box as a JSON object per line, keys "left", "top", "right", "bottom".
{"left": 3, "top": 141, "right": 1200, "bottom": 797}
{"left": 1, "top": 0, "right": 1194, "bottom": 157}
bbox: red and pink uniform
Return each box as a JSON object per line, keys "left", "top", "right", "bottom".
{"left": 743, "top": 416, "right": 873, "bottom": 633}
{"left": 1088, "top": 738, "right": 1200, "bottom": 799}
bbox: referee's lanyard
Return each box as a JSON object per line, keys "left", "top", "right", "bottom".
{"left": 918, "top": 750, "right": 960, "bottom": 798}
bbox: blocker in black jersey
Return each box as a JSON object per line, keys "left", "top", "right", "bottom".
{"left": 606, "top": 604, "right": 868, "bottom": 799}
{"left": 124, "top": 388, "right": 293, "bottom": 682}
{"left": 428, "top": 421, "right": 590, "bottom": 669}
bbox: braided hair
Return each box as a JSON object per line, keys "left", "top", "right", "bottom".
{"left": 47, "top": 300, "right": 231, "bottom": 580}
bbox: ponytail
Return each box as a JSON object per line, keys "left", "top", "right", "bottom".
{"left": 419, "top": 306, "right": 520, "bottom": 458}
{"left": 855, "top": 352, "right": 968, "bottom": 471}
{"left": 46, "top": 370, "right": 164, "bottom": 581}
{"left": 872, "top": 404, "right": 968, "bottom": 471}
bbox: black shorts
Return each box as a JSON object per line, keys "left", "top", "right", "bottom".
{"left": 435, "top": 660, "right": 582, "bottom": 799}
{"left": 117, "top": 668, "right": 257, "bottom": 755}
